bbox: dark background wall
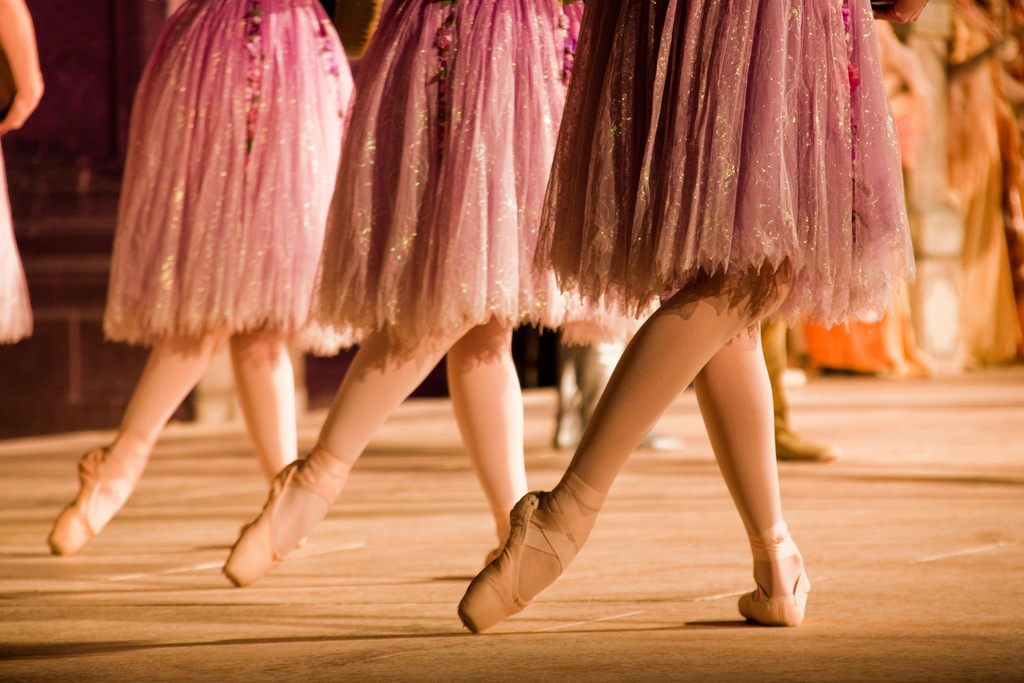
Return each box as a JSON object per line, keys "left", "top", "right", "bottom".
{"left": 0, "top": 0, "right": 170, "bottom": 438}
{"left": 4, "top": 0, "right": 166, "bottom": 163}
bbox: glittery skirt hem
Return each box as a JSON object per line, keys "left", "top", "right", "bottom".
{"left": 104, "top": 0, "right": 353, "bottom": 354}
{"left": 537, "top": 0, "right": 914, "bottom": 327}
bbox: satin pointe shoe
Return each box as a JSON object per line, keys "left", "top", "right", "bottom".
{"left": 48, "top": 448, "right": 135, "bottom": 556}
{"left": 737, "top": 522, "right": 811, "bottom": 626}
{"left": 223, "top": 461, "right": 301, "bottom": 587}
{"left": 223, "top": 448, "right": 349, "bottom": 587}
{"left": 459, "top": 487, "right": 595, "bottom": 633}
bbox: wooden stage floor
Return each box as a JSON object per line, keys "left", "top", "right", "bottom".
{"left": 2, "top": 368, "right": 1023, "bottom": 681}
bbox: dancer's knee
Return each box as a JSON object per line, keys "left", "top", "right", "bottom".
{"left": 449, "top": 317, "right": 514, "bottom": 369}
{"left": 153, "top": 331, "right": 227, "bottom": 361}
{"left": 229, "top": 329, "right": 289, "bottom": 369}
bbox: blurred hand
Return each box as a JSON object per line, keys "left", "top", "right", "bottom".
{"left": 0, "top": 81, "right": 43, "bottom": 135}
{"left": 0, "top": 0, "right": 44, "bottom": 135}
{"left": 873, "top": 0, "right": 930, "bottom": 23}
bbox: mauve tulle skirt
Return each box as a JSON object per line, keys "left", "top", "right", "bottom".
{"left": 0, "top": 144, "right": 32, "bottom": 343}
{"left": 104, "top": 0, "right": 353, "bottom": 353}
{"left": 537, "top": 0, "right": 914, "bottom": 325}
{"left": 312, "top": 0, "right": 628, "bottom": 350}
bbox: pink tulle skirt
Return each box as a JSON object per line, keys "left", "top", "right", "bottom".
{"left": 537, "top": 0, "right": 914, "bottom": 325}
{"left": 104, "top": 0, "right": 353, "bottom": 353}
{"left": 313, "top": 0, "right": 623, "bottom": 350}
{"left": 0, "top": 144, "right": 32, "bottom": 343}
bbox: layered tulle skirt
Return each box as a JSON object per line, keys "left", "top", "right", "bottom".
{"left": 314, "top": 0, "right": 613, "bottom": 349}
{"left": 0, "top": 145, "right": 32, "bottom": 343}
{"left": 537, "top": 0, "right": 914, "bottom": 324}
{"left": 104, "top": 0, "right": 352, "bottom": 353}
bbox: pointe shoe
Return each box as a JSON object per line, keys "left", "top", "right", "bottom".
{"left": 223, "top": 461, "right": 301, "bottom": 587}
{"left": 237, "top": 521, "right": 306, "bottom": 548}
{"left": 737, "top": 523, "right": 810, "bottom": 627}
{"left": 459, "top": 491, "right": 585, "bottom": 633}
{"left": 223, "top": 449, "right": 349, "bottom": 587}
{"left": 48, "top": 448, "right": 135, "bottom": 556}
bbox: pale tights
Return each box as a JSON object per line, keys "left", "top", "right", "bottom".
{"left": 272, "top": 318, "right": 528, "bottom": 554}
{"left": 89, "top": 330, "right": 297, "bottom": 532}
{"left": 543, "top": 290, "right": 802, "bottom": 600}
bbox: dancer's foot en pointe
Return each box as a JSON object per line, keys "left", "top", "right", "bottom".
{"left": 737, "top": 521, "right": 810, "bottom": 626}
{"left": 48, "top": 335, "right": 224, "bottom": 556}
{"left": 458, "top": 472, "right": 604, "bottom": 632}
{"left": 223, "top": 446, "right": 350, "bottom": 587}
{"left": 48, "top": 448, "right": 141, "bottom": 556}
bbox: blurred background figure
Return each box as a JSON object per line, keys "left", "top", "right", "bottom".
{"left": 554, "top": 338, "right": 685, "bottom": 453}
{"left": 761, "top": 321, "right": 839, "bottom": 462}
{"left": 555, "top": 326, "right": 836, "bottom": 462}
{"left": 946, "top": 0, "right": 1024, "bottom": 365}
{"left": 0, "top": 0, "right": 43, "bottom": 344}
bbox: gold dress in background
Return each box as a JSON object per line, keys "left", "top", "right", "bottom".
{"left": 948, "top": 0, "right": 1023, "bottom": 365}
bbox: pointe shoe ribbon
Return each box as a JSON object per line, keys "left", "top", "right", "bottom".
{"left": 458, "top": 488, "right": 596, "bottom": 633}
{"left": 525, "top": 504, "right": 585, "bottom": 573}
{"left": 737, "top": 522, "right": 810, "bottom": 627}
{"left": 48, "top": 448, "right": 137, "bottom": 557}
{"left": 291, "top": 446, "right": 350, "bottom": 502}
{"left": 459, "top": 493, "right": 542, "bottom": 633}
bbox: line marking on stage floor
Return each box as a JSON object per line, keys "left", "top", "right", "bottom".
{"left": 296, "top": 540, "right": 368, "bottom": 558}
{"left": 693, "top": 590, "right": 745, "bottom": 602}
{"left": 107, "top": 540, "right": 367, "bottom": 581}
{"left": 134, "top": 488, "right": 266, "bottom": 505}
{"left": 108, "top": 561, "right": 225, "bottom": 581}
{"left": 535, "top": 610, "right": 646, "bottom": 632}
{"left": 692, "top": 575, "right": 836, "bottom": 603}
{"left": 915, "top": 541, "right": 1017, "bottom": 564}
{"left": 349, "top": 650, "right": 420, "bottom": 665}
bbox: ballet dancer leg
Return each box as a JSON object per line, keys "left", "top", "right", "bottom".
{"left": 459, "top": 281, "right": 799, "bottom": 630}
{"left": 223, "top": 327, "right": 455, "bottom": 586}
{"left": 694, "top": 332, "right": 809, "bottom": 626}
{"left": 446, "top": 318, "right": 529, "bottom": 563}
{"left": 229, "top": 330, "right": 298, "bottom": 484}
{"left": 48, "top": 333, "right": 225, "bottom": 555}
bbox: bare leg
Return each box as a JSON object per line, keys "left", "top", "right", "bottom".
{"left": 110, "top": 334, "right": 225, "bottom": 468}
{"left": 447, "top": 318, "right": 528, "bottom": 549}
{"left": 49, "top": 333, "right": 223, "bottom": 555}
{"left": 317, "top": 330, "right": 450, "bottom": 464}
{"left": 459, "top": 292, "right": 766, "bottom": 630}
{"left": 229, "top": 330, "right": 298, "bottom": 484}
{"left": 694, "top": 330, "right": 806, "bottom": 610}
{"left": 224, "top": 327, "right": 454, "bottom": 585}
{"left": 273, "top": 329, "right": 450, "bottom": 554}
{"left": 564, "top": 295, "right": 762, "bottom": 495}
{"left": 460, "top": 285, "right": 808, "bottom": 631}
{"left": 532, "top": 296, "right": 765, "bottom": 596}
{"left": 100, "top": 334, "right": 225, "bottom": 518}
{"left": 694, "top": 330, "right": 782, "bottom": 537}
